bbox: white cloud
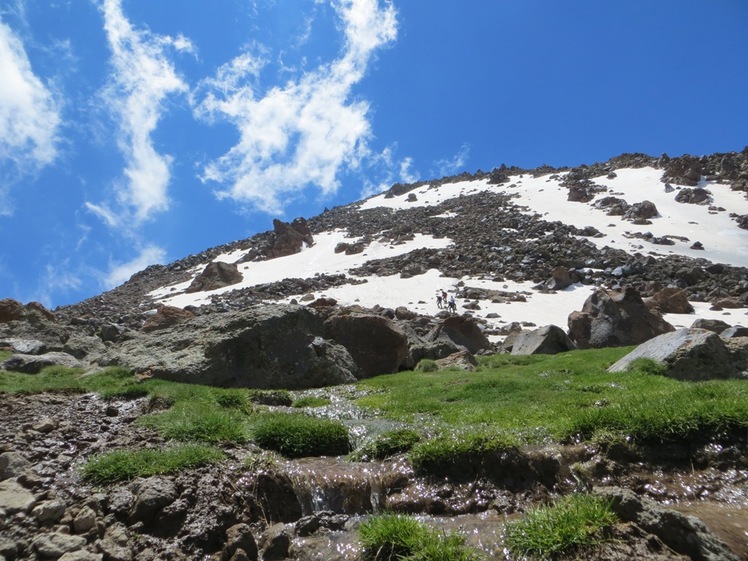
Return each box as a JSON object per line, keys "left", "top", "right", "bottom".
{"left": 194, "top": 0, "right": 398, "bottom": 214}
{"left": 434, "top": 143, "right": 471, "bottom": 177}
{"left": 105, "top": 244, "right": 166, "bottom": 289}
{"left": 0, "top": 19, "right": 61, "bottom": 178}
{"left": 94, "top": 0, "right": 191, "bottom": 223}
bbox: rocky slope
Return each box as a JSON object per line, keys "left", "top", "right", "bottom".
{"left": 2, "top": 149, "right": 748, "bottom": 561}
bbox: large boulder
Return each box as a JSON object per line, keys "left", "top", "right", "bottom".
{"left": 95, "top": 304, "right": 359, "bottom": 389}
{"left": 568, "top": 287, "right": 674, "bottom": 349}
{"left": 185, "top": 262, "right": 243, "bottom": 293}
{"left": 266, "top": 218, "right": 315, "bottom": 259}
{"left": 649, "top": 287, "right": 694, "bottom": 314}
{"left": 607, "top": 328, "right": 741, "bottom": 381}
{"left": 426, "top": 316, "right": 491, "bottom": 355}
{"left": 324, "top": 313, "right": 410, "bottom": 378}
{"left": 1, "top": 352, "right": 81, "bottom": 374}
{"left": 511, "top": 325, "right": 577, "bottom": 355}
{"left": 142, "top": 306, "right": 195, "bottom": 332}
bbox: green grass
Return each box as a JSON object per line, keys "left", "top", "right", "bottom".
{"left": 251, "top": 412, "right": 351, "bottom": 457}
{"left": 81, "top": 444, "right": 225, "bottom": 484}
{"left": 292, "top": 396, "right": 332, "bottom": 408}
{"left": 359, "top": 513, "right": 482, "bottom": 561}
{"left": 350, "top": 428, "right": 421, "bottom": 461}
{"left": 504, "top": 493, "right": 617, "bottom": 559}
{"left": 356, "top": 348, "right": 748, "bottom": 445}
{"left": 409, "top": 430, "right": 521, "bottom": 479}
{"left": 138, "top": 401, "right": 250, "bottom": 443}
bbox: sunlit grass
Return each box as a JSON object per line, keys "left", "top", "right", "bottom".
{"left": 504, "top": 493, "right": 617, "bottom": 559}
{"left": 81, "top": 444, "right": 224, "bottom": 484}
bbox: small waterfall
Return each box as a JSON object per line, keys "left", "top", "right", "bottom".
{"left": 283, "top": 456, "right": 411, "bottom": 516}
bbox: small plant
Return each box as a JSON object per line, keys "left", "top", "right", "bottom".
{"left": 139, "top": 403, "right": 249, "bottom": 443}
{"left": 627, "top": 358, "right": 667, "bottom": 376}
{"left": 292, "top": 396, "right": 331, "bottom": 408}
{"left": 415, "top": 359, "right": 439, "bottom": 372}
{"left": 351, "top": 428, "right": 421, "bottom": 461}
{"left": 81, "top": 444, "right": 224, "bottom": 484}
{"left": 251, "top": 412, "right": 350, "bottom": 457}
{"left": 409, "top": 430, "right": 520, "bottom": 478}
{"left": 504, "top": 493, "right": 617, "bottom": 559}
{"left": 359, "top": 513, "right": 482, "bottom": 561}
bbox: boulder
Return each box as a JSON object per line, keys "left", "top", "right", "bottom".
{"left": 649, "top": 287, "right": 694, "bottom": 314}
{"left": 97, "top": 305, "right": 359, "bottom": 389}
{"left": 324, "top": 313, "right": 410, "bottom": 377}
{"left": 1, "top": 351, "right": 81, "bottom": 374}
{"left": 435, "top": 350, "right": 478, "bottom": 371}
{"left": 0, "top": 479, "right": 37, "bottom": 514}
{"left": 607, "top": 328, "right": 739, "bottom": 381}
{"left": 568, "top": 287, "right": 674, "bottom": 349}
{"left": 0, "top": 338, "right": 47, "bottom": 354}
{"left": 596, "top": 486, "right": 740, "bottom": 561}
{"left": 426, "top": 316, "right": 491, "bottom": 354}
{"left": 0, "top": 299, "right": 55, "bottom": 323}
{"left": 186, "top": 261, "right": 243, "bottom": 293}
{"left": 690, "top": 318, "right": 731, "bottom": 333}
{"left": 266, "top": 218, "right": 314, "bottom": 258}
{"left": 141, "top": 306, "right": 195, "bottom": 332}
{"left": 511, "top": 325, "right": 577, "bottom": 355}
{"left": 0, "top": 452, "right": 31, "bottom": 480}
{"left": 721, "top": 326, "right": 748, "bottom": 339}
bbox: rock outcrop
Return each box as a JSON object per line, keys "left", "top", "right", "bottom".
{"left": 185, "top": 261, "right": 243, "bottom": 293}
{"left": 95, "top": 304, "right": 359, "bottom": 389}
{"left": 568, "top": 287, "right": 675, "bottom": 349}
{"left": 607, "top": 328, "right": 746, "bottom": 380}
{"left": 511, "top": 324, "right": 577, "bottom": 355}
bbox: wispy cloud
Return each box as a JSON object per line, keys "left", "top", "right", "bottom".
{"left": 0, "top": 18, "right": 61, "bottom": 187}
{"left": 93, "top": 0, "right": 193, "bottom": 225}
{"left": 194, "top": 0, "right": 398, "bottom": 214}
{"left": 434, "top": 143, "right": 471, "bottom": 177}
{"left": 105, "top": 244, "right": 166, "bottom": 289}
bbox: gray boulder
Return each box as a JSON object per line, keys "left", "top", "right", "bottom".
{"left": 511, "top": 325, "right": 577, "bottom": 355}
{"left": 568, "top": 287, "right": 674, "bottom": 349}
{"left": 426, "top": 315, "right": 491, "bottom": 355}
{"left": 608, "top": 328, "right": 740, "bottom": 380}
{"left": 690, "top": 318, "right": 732, "bottom": 333}
{"left": 96, "top": 304, "right": 359, "bottom": 389}
{"left": 1, "top": 351, "right": 81, "bottom": 373}
{"left": 0, "top": 338, "right": 47, "bottom": 354}
{"left": 596, "top": 486, "right": 740, "bottom": 561}
{"left": 0, "top": 452, "right": 31, "bottom": 480}
{"left": 324, "top": 313, "right": 411, "bottom": 377}
{"left": 0, "top": 479, "right": 37, "bottom": 514}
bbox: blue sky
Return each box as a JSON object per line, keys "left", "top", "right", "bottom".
{"left": 1, "top": 0, "right": 747, "bottom": 308}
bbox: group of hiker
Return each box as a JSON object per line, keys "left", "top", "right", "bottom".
{"left": 435, "top": 289, "right": 457, "bottom": 313}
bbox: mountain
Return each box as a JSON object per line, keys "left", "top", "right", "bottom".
{"left": 57, "top": 149, "right": 748, "bottom": 334}
{"left": 2, "top": 149, "right": 748, "bottom": 561}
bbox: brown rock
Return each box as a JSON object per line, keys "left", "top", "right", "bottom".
{"left": 650, "top": 288, "right": 694, "bottom": 314}
{"left": 142, "top": 306, "right": 195, "bottom": 332}
{"left": 186, "top": 261, "right": 243, "bottom": 293}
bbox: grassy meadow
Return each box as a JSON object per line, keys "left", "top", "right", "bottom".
{"left": 2, "top": 346, "right": 748, "bottom": 483}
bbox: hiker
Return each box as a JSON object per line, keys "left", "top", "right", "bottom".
{"left": 447, "top": 295, "right": 456, "bottom": 313}
{"left": 436, "top": 290, "right": 443, "bottom": 309}
{"left": 441, "top": 289, "right": 448, "bottom": 303}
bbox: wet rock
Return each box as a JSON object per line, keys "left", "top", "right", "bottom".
{"left": 99, "top": 523, "right": 133, "bottom": 561}
{"left": 511, "top": 324, "right": 577, "bottom": 355}
{"left": 128, "top": 477, "right": 178, "bottom": 526}
{"left": 596, "top": 486, "right": 740, "bottom": 561}
{"left": 223, "top": 523, "right": 258, "bottom": 561}
{"left": 259, "top": 523, "right": 291, "bottom": 560}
